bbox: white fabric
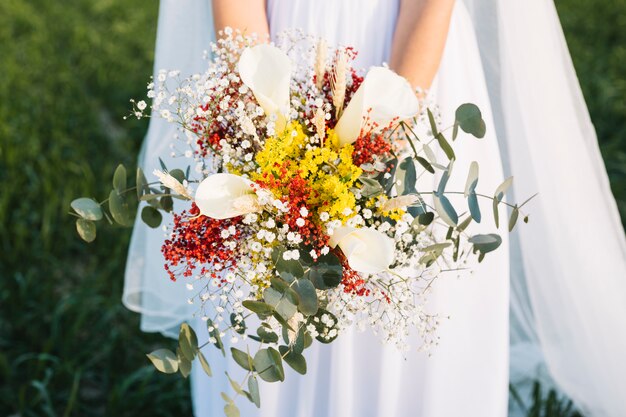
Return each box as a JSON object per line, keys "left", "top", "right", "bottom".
{"left": 123, "top": 0, "right": 626, "bottom": 416}
{"left": 463, "top": 1, "right": 626, "bottom": 416}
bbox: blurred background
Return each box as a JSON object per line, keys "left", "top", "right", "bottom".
{"left": 0, "top": 0, "right": 624, "bottom": 416}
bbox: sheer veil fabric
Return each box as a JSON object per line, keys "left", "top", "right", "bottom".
{"left": 123, "top": 0, "right": 626, "bottom": 416}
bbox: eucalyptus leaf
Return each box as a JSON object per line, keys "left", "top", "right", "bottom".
{"left": 224, "top": 403, "right": 240, "bottom": 417}
{"left": 169, "top": 168, "right": 185, "bottom": 183}
{"left": 359, "top": 177, "right": 384, "bottom": 199}
{"left": 136, "top": 167, "right": 148, "bottom": 198}
{"left": 417, "top": 212, "right": 435, "bottom": 226}
{"left": 253, "top": 348, "right": 284, "bottom": 383}
{"left": 248, "top": 375, "right": 261, "bottom": 408}
{"left": 226, "top": 372, "right": 244, "bottom": 394}
{"left": 436, "top": 133, "right": 455, "bottom": 161}
{"left": 494, "top": 176, "right": 514, "bottom": 202}
{"left": 306, "top": 252, "right": 343, "bottom": 290}
{"left": 141, "top": 206, "right": 162, "bottom": 228}
{"left": 71, "top": 198, "right": 103, "bottom": 221}
{"left": 509, "top": 206, "right": 520, "bottom": 232}
{"left": 231, "top": 348, "right": 254, "bottom": 371}
{"left": 464, "top": 161, "right": 479, "bottom": 197}
{"left": 427, "top": 108, "right": 439, "bottom": 136}
{"left": 242, "top": 300, "right": 274, "bottom": 317}
{"left": 253, "top": 326, "right": 279, "bottom": 344}
{"left": 493, "top": 197, "right": 500, "bottom": 228}
{"left": 455, "top": 103, "right": 486, "bottom": 138}
{"left": 434, "top": 194, "right": 458, "bottom": 226}
{"left": 177, "top": 348, "right": 191, "bottom": 378}
{"left": 264, "top": 287, "right": 297, "bottom": 320}
{"left": 469, "top": 233, "right": 503, "bottom": 254}
{"left": 160, "top": 195, "right": 174, "bottom": 212}
{"left": 146, "top": 349, "right": 178, "bottom": 374}
{"left": 468, "top": 191, "right": 482, "bottom": 223}
{"left": 197, "top": 351, "right": 213, "bottom": 377}
{"left": 206, "top": 319, "right": 225, "bottom": 356}
{"left": 400, "top": 157, "right": 417, "bottom": 195}
{"left": 230, "top": 313, "right": 246, "bottom": 335}
{"left": 76, "top": 219, "right": 96, "bottom": 242}
{"left": 293, "top": 279, "right": 318, "bottom": 316}
{"left": 278, "top": 346, "right": 307, "bottom": 375}
{"left": 109, "top": 190, "right": 134, "bottom": 226}
{"left": 178, "top": 322, "right": 198, "bottom": 362}
{"left": 415, "top": 156, "right": 435, "bottom": 174}
{"left": 112, "top": 164, "right": 127, "bottom": 192}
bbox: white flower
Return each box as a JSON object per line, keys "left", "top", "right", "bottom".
{"left": 299, "top": 207, "right": 309, "bottom": 217}
{"left": 137, "top": 100, "right": 147, "bottom": 110}
{"left": 335, "top": 67, "right": 419, "bottom": 146}
{"left": 328, "top": 226, "right": 395, "bottom": 274}
{"left": 195, "top": 173, "right": 261, "bottom": 219}
{"left": 160, "top": 109, "right": 171, "bottom": 119}
{"left": 320, "top": 212, "right": 330, "bottom": 222}
{"left": 238, "top": 44, "right": 292, "bottom": 133}
{"left": 296, "top": 218, "right": 305, "bottom": 227}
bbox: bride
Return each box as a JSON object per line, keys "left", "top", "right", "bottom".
{"left": 123, "top": 0, "right": 626, "bottom": 416}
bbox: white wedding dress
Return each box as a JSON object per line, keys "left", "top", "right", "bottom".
{"left": 124, "top": 1, "right": 626, "bottom": 416}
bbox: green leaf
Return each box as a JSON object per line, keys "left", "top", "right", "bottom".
{"left": 242, "top": 300, "right": 274, "bottom": 317}
{"left": 197, "top": 351, "right": 213, "bottom": 377}
{"left": 468, "top": 191, "right": 482, "bottom": 223}
{"left": 434, "top": 194, "right": 458, "bottom": 227}
{"left": 493, "top": 197, "right": 500, "bottom": 228}
{"left": 113, "top": 164, "right": 127, "bottom": 192}
{"left": 359, "top": 177, "right": 384, "bottom": 199}
{"left": 136, "top": 167, "right": 148, "bottom": 199}
{"left": 160, "top": 195, "right": 174, "bottom": 212}
{"left": 253, "top": 348, "right": 285, "bottom": 383}
{"left": 278, "top": 346, "right": 307, "bottom": 375}
{"left": 457, "top": 215, "right": 472, "bottom": 232}
{"left": 177, "top": 347, "right": 191, "bottom": 378}
{"left": 109, "top": 190, "right": 134, "bottom": 226}
{"left": 230, "top": 313, "right": 246, "bottom": 335}
{"left": 494, "top": 176, "right": 514, "bottom": 202}
{"left": 141, "top": 206, "right": 162, "bottom": 228}
{"left": 293, "top": 279, "right": 318, "bottom": 316}
{"left": 469, "top": 233, "right": 503, "bottom": 254}
{"left": 464, "top": 161, "right": 479, "bottom": 197}
{"left": 264, "top": 287, "right": 297, "bottom": 320}
{"left": 71, "top": 198, "right": 103, "bottom": 221}
{"left": 509, "top": 206, "right": 520, "bottom": 232}
{"left": 226, "top": 372, "right": 244, "bottom": 394}
{"left": 417, "top": 212, "right": 435, "bottom": 226}
{"left": 437, "top": 161, "right": 453, "bottom": 195}
{"left": 248, "top": 376, "right": 261, "bottom": 408}
{"left": 231, "top": 348, "right": 254, "bottom": 371}
{"left": 224, "top": 403, "right": 240, "bottom": 417}
{"left": 436, "top": 133, "right": 455, "bottom": 161}
{"left": 76, "top": 219, "right": 96, "bottom": 242}
{"left": 146, "top": 349, "right": 178, "bottom": 374}
{"left": 427, "top": 108, "right": 439, "bottom": 136}
{"left": 306, "top": 252, "right": 343, "bottom": 290}
{"left": 271, "top": 246, "right": 305, "bottom": 280}
{"left": 400, "top": 157, "right": 417, "bottom": 195}
{"left": 178, "top": 323, "right": 198, "bottom": 362}
{"left": 415, "top": 156, "right": 435, "bottom": 174}
{"left": 169, "top": 168, "right": 185, "bottom": 183}
{"left": 253, "top": 326, "right": 279, "bottom": 344}
{"left": 455, "top": 103, "right": 486, "bottom": 138}
{"left": 206, "top": 319, "right": 225, "bottom": 356}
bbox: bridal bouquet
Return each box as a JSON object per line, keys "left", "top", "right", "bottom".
{"left": 71, "top": 29, "right": 531, "bottom": 415}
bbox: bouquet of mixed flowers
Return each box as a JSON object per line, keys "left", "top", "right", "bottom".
{"left": 71, "top": 29, "right": 532, "bottom": 415}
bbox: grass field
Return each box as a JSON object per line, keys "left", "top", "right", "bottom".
{"left": 0, "top": 0, "right": 624, "bottom": 415}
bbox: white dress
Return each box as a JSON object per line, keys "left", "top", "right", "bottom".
{"left": 191, "top": 1, "right": 510, "bottom": 416}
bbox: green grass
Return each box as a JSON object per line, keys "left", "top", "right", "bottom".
{"left": 0, "top": 0, "right": 623, "bottom": 416}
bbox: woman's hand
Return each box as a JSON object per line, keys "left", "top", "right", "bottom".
{"left": 390, "top": 0, "right": 456, "bottom": 90}
{"left": 212, "top": 0, "right": 270, "bottom": 40}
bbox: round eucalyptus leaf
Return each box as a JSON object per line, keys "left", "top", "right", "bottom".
{"left": 278, "top": 346, "right": 307, "bottom": 375}
{"left": 109, "top": 190, "right": 134, "bottom": 226}
{"left": 469, "top": 233, "right": 503, "bottom": 254}
{"left": 177, "top": 348, "right": 192, "bottom": 378}
{"left": 71, "top": 198, "right": 103, "bottom": 221}
{"left": 224, "top": 403, "right": 240, "bottom": 417}
{"left": 253, "top": 348, "right": 284, "bottom": 383}
{"left": 136, "top": 167, "right": 148, "bottom": 198}
{"left": 242, "top": 300, "right": 274, "bottom": 317}
{"left": 248, "top": 375, "right": 261, "bottom": 408}
{"left": 141, "top": 206, "right": 162, "bottom": 228}
{"left": 455, "top": 103, "right": 486, "bottom": 138}
{"left": 76, "top": 219, "right": 96, "bottom": 242}
{"left": 169, "top": 168, "right": 185, "bottom": 183}
{"left": 112, "top": 164, "right": 127, "bottom": 192}
{"left": 293, "top": 279, "right": 318, "bottom": 316}
{"left": 146, "top": 348, "right": 178, "bottom": 374}
{"left": 306, "top": 252, "right": 343, "bottom": 290}
{"left": 434, "top": 194, "right": 458, "bottom": 227}
{"left": 197, "top": 351, "right": 213, "bottom": 377}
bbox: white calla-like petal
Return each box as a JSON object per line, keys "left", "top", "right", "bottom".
{"left": 238, "top": 44, "right": 292, "bottom": 132}
{"left": 329, "top": 226, "right": 395, "bottom": 274}
{"left": 335, "top": 66, "right": 420, "bottom": 146}
{"left": 195, "top": 173, "right": 260, "bottom": 219}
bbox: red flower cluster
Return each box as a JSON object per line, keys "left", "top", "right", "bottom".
{"left": 351, "top": 132, "right": 393, "bottom": 167}
{"left": 161, "top": 204, "right": 242, "bottom": 281}
{"left": 339, "top": 255, "right": 371, "bottom": 297}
